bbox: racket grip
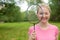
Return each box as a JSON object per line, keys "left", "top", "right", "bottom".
{"left": 33, "top": 23, "right": 36, "bottom": 40}
{"left": 33, "top": 23, "right": 35, "bottom": 32}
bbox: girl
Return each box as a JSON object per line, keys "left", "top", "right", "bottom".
{"left": 28, "top": 3, "right": 59, "bottom": 40}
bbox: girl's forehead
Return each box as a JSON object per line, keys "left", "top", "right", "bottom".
{"left": 38, "top": 6, "right": 49, "bottom": 13}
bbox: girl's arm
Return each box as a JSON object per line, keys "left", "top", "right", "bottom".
{"left": 56, "top": 35, "right": 59, "bottom": 40}
{"left": 28, "top": 31, "right": 36, "bottom": 40}
{"left": 28, "top": 36, "right": 32, "bottom": 40}
{"left": 56, "top": 31, "right": 59, "bottom": 40}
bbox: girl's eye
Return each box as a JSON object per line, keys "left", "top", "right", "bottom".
{"left": 40, "top": 13, "right": 43, "bottom": 15}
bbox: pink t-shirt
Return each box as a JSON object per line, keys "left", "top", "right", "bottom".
{"left": 28, "top": 24, "right": 59, "bottom": 40}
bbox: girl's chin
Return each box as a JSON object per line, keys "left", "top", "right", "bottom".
{"left": 41, "top": 20, "right": 48, "bottom": 23}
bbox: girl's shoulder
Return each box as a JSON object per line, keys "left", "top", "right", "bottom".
{"left": 29, "top": 24, "right": 40, "bottom": 32}
{"left": 49, "top": 24, "right": 59, "bottom": 30}
{"left": 29, "top": 24, "right": 38, "bottom": 30}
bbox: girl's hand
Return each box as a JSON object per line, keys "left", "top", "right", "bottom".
{"left": 30, "top": 31, "right": 36, "bottom": 40}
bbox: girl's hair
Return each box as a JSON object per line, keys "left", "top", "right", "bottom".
{"left": 37, "top": 3, "right": 51, "bottom": 14}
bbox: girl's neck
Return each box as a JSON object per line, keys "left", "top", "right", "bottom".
{"left": 39, "top": 22, "right": 49, "bottom": 28}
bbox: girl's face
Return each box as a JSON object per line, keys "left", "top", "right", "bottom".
{"left": 37, "top": 6, "right": 50, "bottom": 23}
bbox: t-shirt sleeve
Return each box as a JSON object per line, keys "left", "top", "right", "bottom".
{"left": 55, "top": 26, "right": 59, "bottom": 36}
{"left": 28, "top": 26, "right": 34, "bottom": 35}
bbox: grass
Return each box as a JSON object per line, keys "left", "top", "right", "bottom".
{"left": 0, "top": 22, "right": 60, "bottom": 40}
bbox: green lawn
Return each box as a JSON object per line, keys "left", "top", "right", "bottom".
{"left": 0, "top": 22, "right": 60, "bottom": 40}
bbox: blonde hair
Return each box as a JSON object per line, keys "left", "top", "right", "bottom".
{"left": 37, "top": 3, "right": 51, "bottom": 13}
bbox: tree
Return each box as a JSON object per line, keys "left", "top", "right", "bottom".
{"left": 0, "top": 2, "right": 22, "bottom": 22}
{"left": 49, "top": 0, "right": 60, "bottom": 21}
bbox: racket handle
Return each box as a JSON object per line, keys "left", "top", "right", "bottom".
{"left": 33, "top": 23, "right": 36, "bottom": 40}
{"left": 33, "top": 23, "right": 35, "bottom": 32}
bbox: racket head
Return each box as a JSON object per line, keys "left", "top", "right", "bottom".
{"left": 27, "top": 5, "right": 39, "bottom": 24}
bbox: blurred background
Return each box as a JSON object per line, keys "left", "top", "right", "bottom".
{"left": 0, "top": 0, "right": 60, "bottom": 40}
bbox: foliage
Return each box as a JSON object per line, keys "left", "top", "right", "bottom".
{"left": 0, "top": 2, "right": 21, "bottom": 22}
{"left": 0, "top": 0, "right": 60, "bottom": 22}
{"left": 49, "top": 0, "right": 60, "bottom": 21}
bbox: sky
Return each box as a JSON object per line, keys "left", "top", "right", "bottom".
{"left": 15, "top": 0, "right": 28, "bottom": 12}
{"left": 15, "top": 0, "right": 49, "bottom": 12}
{"left": 43, "top": 0, "right": 49, "bottom": 3}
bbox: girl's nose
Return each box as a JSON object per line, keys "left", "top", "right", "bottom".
{"left": 42, "top": 14, "right": 45, "bottom": 18}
